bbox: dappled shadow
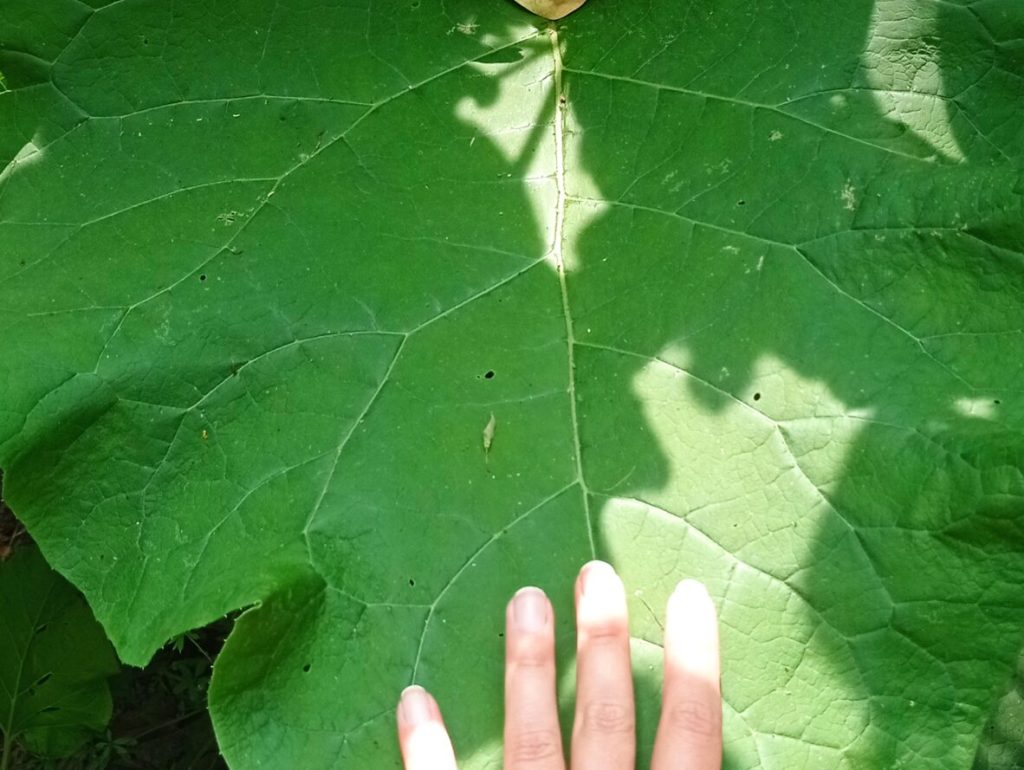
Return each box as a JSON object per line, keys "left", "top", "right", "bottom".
{"left": 564, "top": 0, "right": 1024, "bottom": 767}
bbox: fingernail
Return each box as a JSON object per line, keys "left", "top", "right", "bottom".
{"left": 512, "top": 587, "right": 548, "bottom": 631}
{"left": 673, "top": 579, "right": 710, "bottom": 603}
{"left": 580, "top": 560, "right": 621, "bottom": 598}
{"left": 399, "top": 685, "right": 432, "bottom": 726}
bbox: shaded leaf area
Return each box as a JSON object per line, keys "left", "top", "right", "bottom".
{"left": 7, "top": 641, "right": 226, "bottom": 770}
{"left": 1, "top": 1, "right": 1023, "bottom": 769}
{"left": 974, "top": 648, "right": 1024, "bottom": 770}
{"left": 0, "top": 502, "right": 226, "bottom": 770}
{"left": 0, "top": 543, "right": 118, "bottom": 766}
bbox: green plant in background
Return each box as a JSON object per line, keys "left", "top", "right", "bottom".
{"left": 974, "top": 648, "right": 1024, "bottom": 770}
{"left": 1, "top": 0, "right": 1022, "bottom": 768}
{"left": 0, "top": 502, "right": 227, "bottom": 769}
{"left": 0, "top": 546, "right": 118, "bottom": 770}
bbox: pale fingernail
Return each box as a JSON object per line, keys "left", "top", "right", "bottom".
{"left": 673, "top": 579, "right": 710, "bottom": 604}
{"left": 399, "top": 685, "right": 432, "bottom": 726}
{"left": 580, "top": 560, "right": 621, "bottom": 598}
{"left": 512, "top": 587, "right": 548, "bottom": 631}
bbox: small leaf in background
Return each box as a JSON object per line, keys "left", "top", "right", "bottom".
{"left": 0, "top": 545, "right": 119, "bottom": 766}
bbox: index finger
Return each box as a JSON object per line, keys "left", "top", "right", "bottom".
{"left": 651, "top": 580, "right": 722, "bottom": 770}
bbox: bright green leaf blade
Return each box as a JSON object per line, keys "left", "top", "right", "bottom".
{"left": 0, "top": 545, "right": 119, "bottom": 761}
{"left": 1, "top": 0, "right": 1023, "bottom": 769}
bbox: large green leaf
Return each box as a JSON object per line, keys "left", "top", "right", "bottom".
{"left": 0, "top": 544, "right": 118, "bottom": 764}
{"left": 2, "top": 1, "right": 1023, "bottom": 768}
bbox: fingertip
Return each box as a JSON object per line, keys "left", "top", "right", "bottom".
{"left": 396, "top": 686, "right": 458, "bottom": 770}
{"left": 579, "top": 560, "right": 623, "bottom": 600}
{"left": 577, "top": 559, "right": 615, "bottom": 581}
{"left": 670, "top": 578, "right": 713, "bottom": 609}
{"left": 665, "top": 578, "right": 719, "bottom": 681}
{"left": 397, "top": 685, "right": 436, "bottom": 728}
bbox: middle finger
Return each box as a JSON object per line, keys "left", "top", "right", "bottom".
{"left": 571, "top": 561, "right": 635, "bottom": 770}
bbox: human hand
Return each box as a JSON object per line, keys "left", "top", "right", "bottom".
{"left": 511, "top": 0, "right": 589, "bottom": 21}
{"left": 396, "top": 561, "right": 721, "bottom": 769}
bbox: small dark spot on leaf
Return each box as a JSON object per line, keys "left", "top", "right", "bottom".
{"left": 994, "top": 399, "right": 1001, "bottom": 405}
{"left": 753, "top": 392, "right": 761, "bottom": 401}
{"left": 408, "top": 578, "right": 415, "bottom": 586}
{"left": 484, "top": 370, "right": 495, "bottom": 380}
{"left": 302, "top": 663, "right": 311, "bottom": 673}
{"left": 35, "top": 672, "right": 52, "bottom": 687}
{"left": 199, "top": 274, "right": 207, "bottom": 282}
{"left": 737, "top": 199, "right": 746, "bottom": 206}
{"left": 40, "top": 706, "right": 60, "bottom": 714}
{"left": 498, "top": 632, "right": 504, "bottom": 638}
{"left": 35, "top": 623, "right": 48, "bottom": 634}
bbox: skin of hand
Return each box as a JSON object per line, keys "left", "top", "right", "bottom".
{"left": 512, "top": 0, "right": 589, "bottom": 20}
{"left": 395, "top": 561, "right": 722, "bottom": 769}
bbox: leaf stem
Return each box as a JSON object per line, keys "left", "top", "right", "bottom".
{"left": 1, "top": 731, "right": 13, "bottom": 770}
